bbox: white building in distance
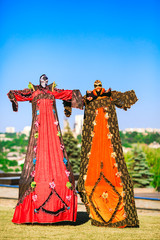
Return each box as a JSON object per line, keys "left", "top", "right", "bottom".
{"left": 74, "top": 115, "right": 84, "bottom": 136}
{"left": 21, "top": 126, "right": 31, "bottom": 137}
{"left": 123, "top": 128, "right": 160, "bottom": 134}
{"left": 5, "top": 127, "right": 15, "bottom": 133}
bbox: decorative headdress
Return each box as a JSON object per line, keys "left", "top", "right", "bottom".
{"left": 39, "top": 74, "right": 48, "bottom": 88}
{"left": 40, "top": 74, "right": 48, "bottom": 82}
{"left": 94, "top": 80, "right": 102, "bottom": 89}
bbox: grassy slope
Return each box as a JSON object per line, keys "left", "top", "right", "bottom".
{"left": 0, "top": 207, "right": 160, "bottom": 240}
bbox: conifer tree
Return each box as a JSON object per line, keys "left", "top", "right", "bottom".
{"left": 62, "top": 121, "right": 80, "bottom": 173}
{"left": 127, "top": 146, "right": 153, "bottom": 188}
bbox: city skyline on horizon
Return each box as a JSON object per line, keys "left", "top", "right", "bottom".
{"left": 2, "top": 121, "right": 160, "bottom": 134}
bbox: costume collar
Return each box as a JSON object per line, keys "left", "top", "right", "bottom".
{"left": 93, "top": 88, "right": 105, "bottom": 96}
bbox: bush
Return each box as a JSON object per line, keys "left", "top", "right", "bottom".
{"left": 142, "top": 146, "right": 160, "bottom": 191}
{"left": 20, "top": 163, "right": 24, "bottom": 171}
{"left": 15, "top": 168, "right": 20, "bottom": 172}
{"left": 8, "top": 160, "right": 18, "bottom": 167}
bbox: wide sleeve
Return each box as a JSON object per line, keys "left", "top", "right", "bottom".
{"left": 7, "top": 89, "right": 33, "bottom": 112}
{"left": 111, "top": 90, "right": 138, "bottom": 110}
{"left": 52, "top": 88, "right": 83, "bottom": 117}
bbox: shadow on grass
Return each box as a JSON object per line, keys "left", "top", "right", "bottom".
{"left": 24, "top": 211, "right": 89, "bottom": 226}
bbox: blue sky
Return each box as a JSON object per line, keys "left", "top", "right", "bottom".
{"left": 0, "top": 0, "right": 160, "bottom": 132}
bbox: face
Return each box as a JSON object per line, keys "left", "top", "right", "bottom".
{"left": 94, "top": 81, "right": 102, "bottom": 92}
{"left": 40, "top": 76, "right": 48, "bottom": 88}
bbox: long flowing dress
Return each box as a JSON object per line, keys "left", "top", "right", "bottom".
{"left": 7, "top": 82, "right": 83, "bottom": 224}
{"left": 77, "top": 88, "right": 139, "bottom": 227}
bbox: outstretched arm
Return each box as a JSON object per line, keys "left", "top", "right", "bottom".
{"left": 111, "top": 90, "right": 138, "bottom": 110}
{"left": 7, "top": 89, "right": 33, "bottom": 112}
{"left": 52, "top": 88, "right": 83, "bottom": 117}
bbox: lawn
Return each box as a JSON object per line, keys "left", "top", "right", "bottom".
{"left": 0, "top": 206, "right": 160, "bottom": 240}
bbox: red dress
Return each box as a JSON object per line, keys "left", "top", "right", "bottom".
{"left": 7, "top": 83, "right": 82, "bottom": 224}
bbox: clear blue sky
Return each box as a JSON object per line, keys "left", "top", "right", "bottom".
{"left": 0, "top": 0, "right": 160, "bottom": 132}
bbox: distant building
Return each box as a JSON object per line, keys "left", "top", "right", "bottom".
{"left": 5, "top": 127, "right": 15, "bottom": 133}
{"left": 0, "top": 133, "right": 12, "bottom": 141}
{"left": 149, "top": 142, "right": 160, "bottom": 149}
{"left": 123, "top": 128, "right": 160, "bottom": 134}
{"left": 62, "top": 119, "right": 70, "bottom": 135}
{"left": 62, "top": 115, "right": 84, "bottom": 138}
{"left": 74, "top": 115, "right": 83, "bottom": 136}
{"left": 21, "top": 126, "right": 31, "bottom": 137}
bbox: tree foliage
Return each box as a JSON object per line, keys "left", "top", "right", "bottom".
{"left": 120, "top": 131, "right": 160, "bottom": 145}
{"left": 142, "top": 146, "right": 160, "bottom": 191}
{"left": 62, "top": 122, "right": 80, "bottom": 173}
{"left": 126, "top": 146, "right": 153, "bottom": 188}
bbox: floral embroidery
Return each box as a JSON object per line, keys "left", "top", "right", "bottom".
{"left": 93, "top": 120, "right": 96, "bottom": 126}
{"left": 87, "top": 152, "right": 91, "bottom": 158}
{"left": 111, "top": 152, "right": 116, "bottom": 158}
{"left": 66, "top": 195, "right": 72, "bottom": 201}
{"left": 95, "top": 109, "right": 98, "bottom": 115}
{"left": 37, "top": 110, "right": 40, "bottom": 115}
{"left": 87, "top": 96, "right": 93, "bottom": 101}
{"left": 65, "top": 170, "right": 70, "bottom": 177}
{"left": 57, "top": 131, "right": 61, "bottom": 137}
{"left": 34, "top": 120, "right": 39, "bottom": 127}
{"left": 104, "top": 107, "right": 108, "bottom": 111}
{"left": 60, "top": 144, "right": 64, "bottom": 150}
{"left": 34, "top": 133, "right": 39, "bottom": 138}
{"left": 83, "top": 175, "right": 87, "bottom": 181}
{"left": 66, "top": 182, "right": 72, "bottom": 189}
{"left": 107, "top": 133, "right": 112, "bottom": 139}
{"left": 106, "top": 123, "right": 110, "bottom": 129}
{"left": 105, "top": 113, "right": 109, "bottom": 119}
{"left": 91, "top": 131, "right": 95, "bottom": 137}
{"left": 32, "top": 194, "right": 37, "bottom": 202}
{"left": 54, "top": 121, "right": 58, "bottom": 126}
{"left": 49, "top": 181, "right": 56, "bottom": 189}
{"left": 33, "top": 158, "right": 36, "bottom": 164}
{"left": 33, "top": 146, "right": 37, "bottom": 153}
{"left": 31, "top": 170, "right": 35, "bottom": 177}
{"left": 121, "top": 191, "right": 125, "bottom": 197}
{"left": 63, "top": 158, "right": 68, "bottom": 165}
{"left": 114, "top": 162, "right": 118, "bottom": 168}
{"left": 116, "top": 172, "right": 122, "bottom": 177}
{"left": 102, "top": 192, "right": 108, "bottom": 199}
{"left": 31, "top": 181, "right": 36, "bottom": 188}
{"left": 123, "top": 212, "right": 127, "bottom": 218}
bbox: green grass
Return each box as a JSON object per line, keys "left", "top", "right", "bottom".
{"left": 0, "top": 207, "right": 160, "bottom": 240}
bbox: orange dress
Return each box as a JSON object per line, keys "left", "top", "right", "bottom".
{"left": 78, "top": 88, "right": 139, "bottom": 227}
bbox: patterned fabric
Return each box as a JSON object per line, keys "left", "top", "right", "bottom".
{"left": 77, "top": 89, "right": 139, "bottom": 227}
